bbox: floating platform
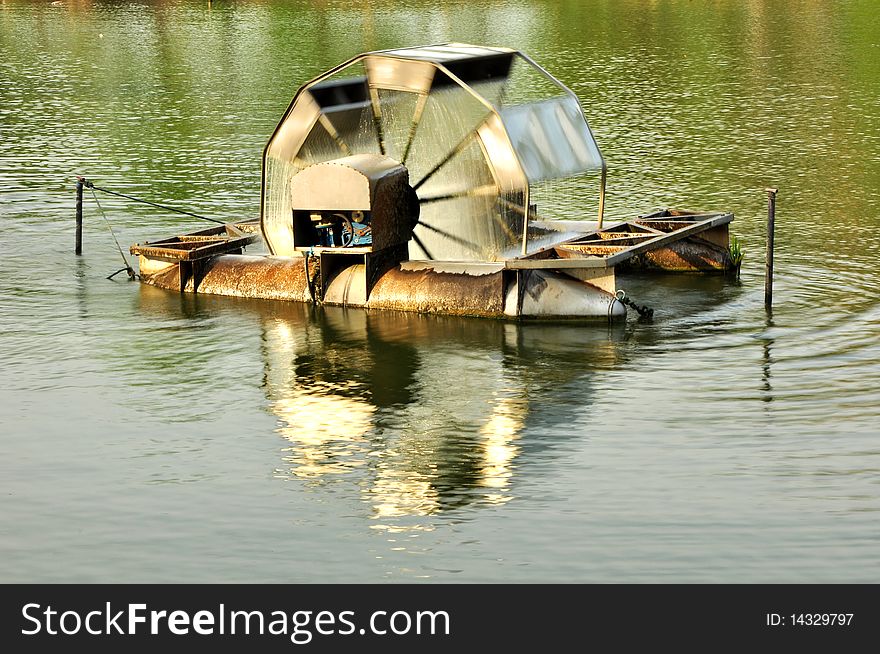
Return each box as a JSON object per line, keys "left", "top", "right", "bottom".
{"left": 131, "top": 208, "right": 733, "bottom": 322}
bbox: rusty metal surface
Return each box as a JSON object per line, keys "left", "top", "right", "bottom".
{"left": 618, "top": 238, "right": 733, "bottom": 272}
{"left": 367, "top": 266, "right": 506, "bottom": 317}
{"left": 139, "top": 254, "right": 312, "bottom": 302}
{"left": 400, "top": 261, "right": 504, "bottom": 276}
{"left": 131, "top": 223, "right": 259, "bottom": 262}
{"left": 138, "top": 258, "right": 181, "bottom": 288}
{"left": 509, "top": 211, "right": 734, "bottom": 271}
{"left": 233, "top": 220, "right": 262, "bottom": 234}
{"left": 196, "top": 255, "right": 312, "bottom": 300}
{"left": 138, "top": 253, "right": 622, "bottom": 321}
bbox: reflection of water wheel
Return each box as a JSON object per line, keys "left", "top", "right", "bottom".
{"left": 262, "top": 44, "right": 606, "bottom": 262}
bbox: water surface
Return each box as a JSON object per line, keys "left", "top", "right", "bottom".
{"left": 1, "top": 0, "right": 878, "bottom": 582}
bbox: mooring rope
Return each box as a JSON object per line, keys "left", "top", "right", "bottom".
{"left": 615, "top": 289, "right": 654, "bottom": 319}
{"left": 88, "top": 187, "right": 138, "bottom": 281}
{"left": 77, "top": 176, "right": 225, "bottom": 225}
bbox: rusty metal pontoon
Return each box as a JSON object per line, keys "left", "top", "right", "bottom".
{"left": 131, "top": 43, "right": 736, "bottom": 320}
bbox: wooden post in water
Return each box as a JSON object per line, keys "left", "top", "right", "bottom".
{"left": 764, "top": 187, "right": 778, "bottom": 310}
{"left": 75, "top": 178, "right": 83, "bottom": 255}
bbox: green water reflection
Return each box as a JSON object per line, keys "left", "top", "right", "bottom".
{"left": 2, "top": 0, "right": 879, "bottom": 582}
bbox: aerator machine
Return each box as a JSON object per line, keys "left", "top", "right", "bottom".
{"left": 132, "top": 43, "right": 735, "bottom": 320}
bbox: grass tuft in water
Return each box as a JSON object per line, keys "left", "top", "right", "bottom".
{"left": 728, "top": 234, "right": 744, "bottom": 278}
{"left": 729, "top": 235, "right": 744, "bottom": 264}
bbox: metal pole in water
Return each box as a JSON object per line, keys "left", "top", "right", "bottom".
{"left": 764, "top": 187, "right": 778, "bottom": 310}
{"left": 75, "top": 178, "right": 83, "bottom": 255}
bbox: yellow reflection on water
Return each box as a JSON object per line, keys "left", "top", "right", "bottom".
{"left": 258, "top": 307, "right": 623, "bottom": 529}
{"left": 264, "top": 315, "right": 377, "bottom": 479}
{"left": 274, "top": 385, "right": 375, "bottom": 479}
{"left": 479, "top": 394, "right": 527, "bottom": 498}
{"left": 369, "top": 471, "right": 440, "bottom": 520}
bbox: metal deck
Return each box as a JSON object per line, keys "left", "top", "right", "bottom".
{"left": 130, "top": 222, "right": 260, "bottom": 262}
{"left": 506, "top": 209, "right": 733, "bottom": 270}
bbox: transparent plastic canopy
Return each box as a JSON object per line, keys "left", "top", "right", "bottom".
{"left": 261, "top": 43, "right": 606, "bottom": 261}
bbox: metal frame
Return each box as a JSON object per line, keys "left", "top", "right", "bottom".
{"left": 259, "top": 44, "right": 606, "bottom": 257}
{"left": 513, "top": 50, "right": 607, "bottom": 230}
